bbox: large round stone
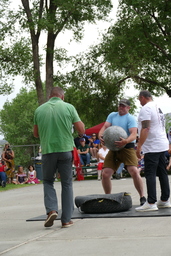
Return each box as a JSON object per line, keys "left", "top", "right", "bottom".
{"left": 103, "top": 126, "right": 128, "bottom": 151}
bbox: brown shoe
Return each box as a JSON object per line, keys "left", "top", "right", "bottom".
{"left": 61, "top": 220, "right": 73, "bottom": 228}
{"left": 44, "top": 211, "right": 58, "bottom": 227}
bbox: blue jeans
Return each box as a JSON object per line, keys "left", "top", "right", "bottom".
{"left": 0, "top": 172, "right": 6, "bottom": 183}
{"left": 79, "top": 153, "right": 91, "bottom": 165}
{"left": 42, "top": 152, "right": 73, "bottom": 223}
{"left": 144, "top": 152, "right": 170, "bottom": 203}
{"left": 116, "top": 163, "right": 124, "bottom": 174}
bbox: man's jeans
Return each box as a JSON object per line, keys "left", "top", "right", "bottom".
{"left": 0, "top": 172, "right": 6, "bottom": 183}
{"left": 79, "top": 153, "right": 91, "bottom": 165}
{"left": 144, "top": 151, "right": 170, "bottom": 203}
{"left": 116, "top": 163, "right": 124, "bottom": 174}
{"left": 42, "top": 151, "right": 73, "bottom": 223}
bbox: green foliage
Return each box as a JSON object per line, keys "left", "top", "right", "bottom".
{"left": 0, "top": 39, "right": 33, "bottom": 84}
{"left": 0, "top": 182, "right": 42, "bottom": 192}
{"left": 0, "top": 88, "right": 39, "bottom": 167}
{"left": 57, "top": 47, "right": 138, "bottom": 128}
{"left": 165, "top": 114, "right": 171, "bottom": 133}
{"left": 0, "top": 0, "right": 113, "bottom": 103}
{"left": 93, "top": 0, "right": 171, "bottom": 97}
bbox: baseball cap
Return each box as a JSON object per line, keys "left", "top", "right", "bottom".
{"left": 79, "top": 138, "right": 85, "bottom": 142}
{"left": 119, "top": 99, "right": 131, "bottom": 106}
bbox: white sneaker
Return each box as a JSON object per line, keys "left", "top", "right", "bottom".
{"left": 135, "top": 201, "right": 158, "bottom": 212}
{"left": 157, "top": 199, "right": 171, "bottom": 208}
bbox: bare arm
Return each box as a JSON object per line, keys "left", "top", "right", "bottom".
{"left": 33, "top": 125, "right": 39, "bottom": 138}
{"left": 77, "top": 148, "right": 89, "bottom": 154}
{"left": 73, "top": 121, "right": 85, "bottom": 135}
{"left": 136, "top": 120, "right": 150, "bottom": 158}
{"left": 98, "top": 122, "right": 111, "bottom": 142}
{"left": 34, "top": 170, "right": 37, "bottom": 179}
{"left": 98, "top": 153, "right": 105, "bottom": 161}
{"left": 9, "top": 150, "right": 14, "bottom": 159}
{"left": 2, "top": 152, "right": 6, "bottom": 161}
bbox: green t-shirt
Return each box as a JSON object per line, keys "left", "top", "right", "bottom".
{"left": 78, "top": 144, "right": 90, "bottom": 152}
{"left": 34, "top": 97, "right": 81, "bottom": 154}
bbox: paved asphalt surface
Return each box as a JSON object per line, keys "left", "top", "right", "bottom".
{"left": 1, "top": 175, "right": 171, "bottom": 256}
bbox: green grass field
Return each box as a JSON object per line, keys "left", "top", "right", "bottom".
{"left": 0, "top": 182, "right": 42, "bottom": 192}
{"left": 1, "top": 171, "right": 171, "bottom": 192}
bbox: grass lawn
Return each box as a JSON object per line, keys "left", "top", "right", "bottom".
{"left": 0, "top": 182, "right": 43, "bottom": 192}
{"left": 1, "top": 171, "right": 171, "bottom": 191}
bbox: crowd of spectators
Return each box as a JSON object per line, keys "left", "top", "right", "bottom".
{"left": 0, "top": 143, "right": 40, "bottom": 188}
{"left": 1, "top": 126, "right": 171, "bottom": 188}
{"left": 73, "top": 128, "right": 171, "bottom": 180}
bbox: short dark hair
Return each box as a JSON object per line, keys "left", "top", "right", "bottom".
{"left": 50, "top": 87, "right": 64, "bottom": 98}
{"left": 28, "top": 165, "right": 34, "bottom": 170}
{"left": 139, "top": 90, "right": 152, "bottom": 99}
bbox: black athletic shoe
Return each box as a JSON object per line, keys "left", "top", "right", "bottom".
{"left": 1, "top": 181, "right": 6, "bottom": 188}
{"left": 140, "top": 196, "right": 146, "bottom": 206}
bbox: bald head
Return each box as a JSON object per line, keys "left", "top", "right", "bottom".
{"left": 49, "top": 87, "right": 64, "bottom": 99}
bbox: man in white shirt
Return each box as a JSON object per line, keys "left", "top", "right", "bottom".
{"left": 136, "top": 90, "right": 171, "bottom": 212}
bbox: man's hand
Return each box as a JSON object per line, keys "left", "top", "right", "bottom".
{"left": 136, "top": 146, "right": 142, "bottom": 159}
{"left": 99, "top": 135, "right": 104, "bottom": 145}
{"left": 115, "top": 137, "right": 128, "bottom": 148}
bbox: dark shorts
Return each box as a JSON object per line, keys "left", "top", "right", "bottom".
{"left": 103, "top": 148, "right": 138, "bottom": 172}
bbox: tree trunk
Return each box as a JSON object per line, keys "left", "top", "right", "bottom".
{"left": 46, "top": 32, "right": 55, "bottom": 100}
{"left": 32, "top": 36, "right": 45, "bottom": 105}
{"left": 45, "top": 0, "right": 58, "bottom": 100}
{"left": 21, "top": 0, "right": 45, "bottom": 105}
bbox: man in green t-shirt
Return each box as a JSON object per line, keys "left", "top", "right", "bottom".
{"left": 77, "top": 138, "right": 91, "bottom": 166}
{"left": 34, "top": 87, "right": 85, "bottom": 228}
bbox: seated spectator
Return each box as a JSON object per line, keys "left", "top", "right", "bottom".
{"left": 74, "top": 134, "right": 89, "bottom": 149}
{"left": 27, "top": 165, "right": 40, "bottom": 184}
{"left": 12, "top": 166, "right": 28, "bottom": 185}
{"left": 89, "top": 133, "right": 100, "bottom": 160}
{"left": 77, "top": 138, "right": 91, "bottom": 167}
{"left": 97, "top": 144, "right": 109, "bottom": 180}
{"left": 0, "top": 160, "right": 7, "bottom": 188}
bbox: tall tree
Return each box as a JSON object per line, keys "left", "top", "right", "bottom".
{"left": 85, "top": 0, "right": 171, "bottom": 98}
{"left": 0, "top": 0, "right": 113, "bottom": 105}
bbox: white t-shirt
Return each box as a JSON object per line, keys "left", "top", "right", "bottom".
{"left": 138, "top": 101, "right": 168, "bottom": 154}
{"left": 98, "top": 147, "right": 109, "bottom": 163}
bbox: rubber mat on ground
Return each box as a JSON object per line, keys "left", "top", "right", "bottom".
{"left": 26, "top": 206, "right": 171, "bottom": 221}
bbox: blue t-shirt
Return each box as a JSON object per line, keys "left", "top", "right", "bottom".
{"left": 106, "top": 112, "right": 137, "bottom": 142}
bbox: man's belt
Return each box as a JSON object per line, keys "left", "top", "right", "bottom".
{"left": 125, "top": 143, "right": 135, "bottom": 149}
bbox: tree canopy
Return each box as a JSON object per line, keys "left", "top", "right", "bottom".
{"left": 61, "top": 47, "right": 138, "bottom": 126}
{"left": 96, "top": 0, "right": 171, "bottom": 97}
{"left": 1, "top": 0, "right": 171, "bottom": 152}
{"left": 58, "top": 0, "right": 171, "bottom": 124}
{"left": 0, "top": 0, "right": 113, "bottom": 104}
